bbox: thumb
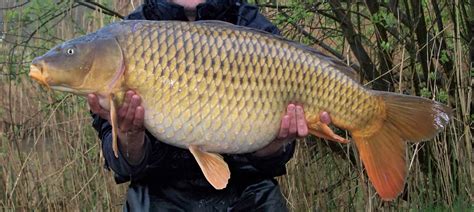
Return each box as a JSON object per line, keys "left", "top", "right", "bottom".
{"left": 88, "top": 94, "right": 110, "bottom": 120}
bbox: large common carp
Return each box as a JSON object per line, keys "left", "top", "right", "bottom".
{"left": 29, "top": 20, "right": 451, "bottom": 200}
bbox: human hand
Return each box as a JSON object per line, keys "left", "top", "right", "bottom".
{"left": 88, "top": 91, "right": 146, "bottom": 164}
{"left": 253, "top": 104, "right": 313, "bottom": 157}
{"left": 253, "top": 104, "right": 333, "bottom": 157}
{"left": 88, "top": 91, "right": 145, "bottom": 133}
{"left": 275, "top": 104, "right": 309, "bottom": 143}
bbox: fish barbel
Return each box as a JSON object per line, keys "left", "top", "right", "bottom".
{"left": 29, "top": 20, "right": 451, "bottom": 200}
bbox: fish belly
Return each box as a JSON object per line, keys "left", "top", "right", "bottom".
{"left": 141, "top": 101, "right": 282, "bottom": 153}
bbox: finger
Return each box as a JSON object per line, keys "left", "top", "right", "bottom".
{"left": 320, "top": 111, "right": 331, "bottom": 124}
{"left": 121, "top": 95, "right": 141, "bottom": 131}
{"left": 287, "top": 104, "right": 297, "bottom": 137}
{"left": 118, "top": 90, "right": 135, "bottom": 118}
{"left": 133, "top": 106, "right": 145, "bottom": 129}
{"left": 88, "top": 94, "right": 101, "bottom": 114}
{"left": 295, "top": 105, "right": 308, "bottom": 137}
{"left": 278, "top": 115, "right": 290, "bottom": 139}
{"left": 88, "top": 94, "right": 109, "bottom": 119}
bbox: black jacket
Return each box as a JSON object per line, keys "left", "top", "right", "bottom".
{"left": 93, "top": 0, "right": 294, "bottom": 211}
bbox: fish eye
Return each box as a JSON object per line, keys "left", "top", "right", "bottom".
{"left": 66, "top": 48, "right": 75, "bottom": 55}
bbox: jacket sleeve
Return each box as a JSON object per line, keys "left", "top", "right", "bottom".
{"left": 92, "top": 114, "right": 157, "bottom": 183}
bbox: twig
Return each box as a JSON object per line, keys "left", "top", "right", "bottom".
{"left": 70, "top": 170, "right": 99, "bottom": 201}
{"left": 76, "top": 0, "right": 124, "bottom": 19}
{"left": 278, "top": 12, "right": 362, "bottom": 73}
{"left": 0, "top": 1, "right": 29, "bottom": 10}
{"left": 328, "top": 0, "right": 380, "bottom": 88}
{"left": 8, "top": 94, "right": 72, "bottom": 201}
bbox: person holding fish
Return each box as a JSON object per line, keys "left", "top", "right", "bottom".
{"left": 87, "top": 0, "right": 328, "bottom": 211}
{"left": 30, "top": 0, "right": 451, "bottom": 210}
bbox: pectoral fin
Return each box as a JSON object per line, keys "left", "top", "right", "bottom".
{"left": 109, "top": 95, "right": 119, "bottom": 158}
{"left": 189, "top": 145, "right": 230, "bottom": 190}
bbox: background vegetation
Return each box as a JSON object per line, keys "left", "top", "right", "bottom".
{"left": 0, "top": 0, "right": 472, "bottom": 210}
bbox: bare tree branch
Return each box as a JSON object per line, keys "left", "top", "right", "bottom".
{"left": 75, "top": 0, "right": 124, "bottom": 19}
{"left": 328, "top": 0, "right": 384, "bottom": 89}
{"left": 411, "top": 0, "right": 435, "bottom": 82}
{"left": 365, "top": 0, "right": 395, "bottom": 90}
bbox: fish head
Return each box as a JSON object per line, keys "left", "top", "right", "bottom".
{"left": 29, "top": 34, "right": 124, "bottom": 95}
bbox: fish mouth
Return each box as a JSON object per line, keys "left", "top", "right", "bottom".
{"left": 29, "top": 65, "right": 51, "bottom": 89}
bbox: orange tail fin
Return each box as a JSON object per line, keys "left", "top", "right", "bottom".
{"left": 352, "top": 91, "right": 451, "bottom": 201}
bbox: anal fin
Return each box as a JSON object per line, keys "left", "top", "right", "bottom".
{"left": 189, "top": 145, "right": 230, "bottom": 190}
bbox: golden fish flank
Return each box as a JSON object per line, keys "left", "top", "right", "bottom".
{"left": 29, "top": 20, "right": 451, "bottom": 200}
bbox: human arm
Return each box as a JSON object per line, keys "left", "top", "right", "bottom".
{"left": 89, "top": 91, "right": 154, "bottom": 179}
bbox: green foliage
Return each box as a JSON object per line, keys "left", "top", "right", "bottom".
{"left": 5, "top": 0, "right": 60, "bottom": 24}
{"left": 428, "top": 72, "right": 437, "bottom": 80}
{"left": 274, "top": 14, "right": 287, "bottom": 26}
{"left": 421, "top": 87, "right": 432, "bottom": 98}
{"left": 439, "top": 50, "right": 450, "bottom": 64}
{"left": 274, "top": 2, "right": 312, "bottom": 25}
{"left": 0, "top": 132, "right": 6, "bottom": 154}
{"left": 436, "top": 89, "right": 449, "bottom": 103}
{"left": 371, "top": 10, "right": 397, "bottom": 28}
{"left": 380, "top": 40, "right": 393, "bottom": 52}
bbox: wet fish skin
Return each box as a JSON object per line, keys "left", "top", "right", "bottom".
{"left": 116, "top": 20, "right": 377, "bottom": 153}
